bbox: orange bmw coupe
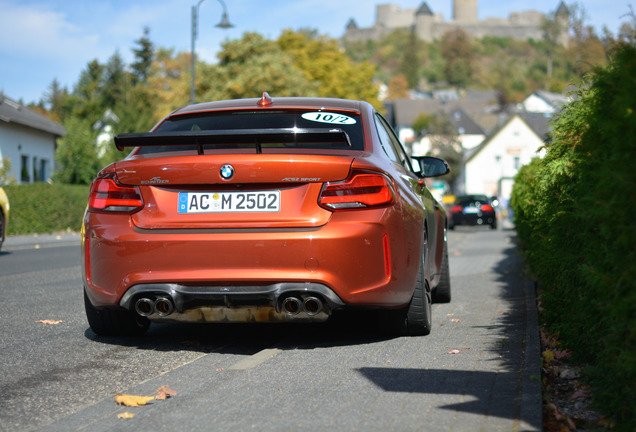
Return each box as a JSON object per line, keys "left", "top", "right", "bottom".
{"left": 82, "top": 94, "right": 451, "bottom": 337}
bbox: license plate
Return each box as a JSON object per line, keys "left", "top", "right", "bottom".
{"left": 463, "top": 207, "right": 479, "bottom": 214}
{"left": 178, "top": 191, "right": 280, "bottom": 213}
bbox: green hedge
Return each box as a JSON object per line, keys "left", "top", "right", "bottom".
{"left": 511, "top": 44, "right": 636, "bottom": 430}
{"left": 3, "top": 183, "right": 89, "bottom": 235}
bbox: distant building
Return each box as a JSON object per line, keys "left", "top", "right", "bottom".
{"left": 0, "top": 94, "right": 65, "bottom": 184}
{"left": 515, "top": 90, "right": 570, "bottom": 114}
{"left": 463, "top": 114, "right": 549, "bottom": 199}
{"left": 344, "top": 1, "right": 570, "bottom": 45}
{"left": 387, "top": 89, "right": 499, "bottom": 152}
{"left": 387, "top": 89, "right": 558, "bottom": 199}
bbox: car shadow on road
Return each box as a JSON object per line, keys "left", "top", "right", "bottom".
{"left": 357, "top": 367, "right": 530, "bottom": 425}
{"left": 358, "top": 232, "right": 541, "bottom": 429}
{"left": 84, "top": 309, "right": 397, "bottom": 354}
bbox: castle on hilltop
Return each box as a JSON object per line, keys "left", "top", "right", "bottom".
{"left": 344, "top": 1, "right": 570, "bottom": 45}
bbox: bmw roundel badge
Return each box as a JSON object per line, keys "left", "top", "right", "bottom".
{"left": 220, "top": 164, "right": 234, "bottom": 180}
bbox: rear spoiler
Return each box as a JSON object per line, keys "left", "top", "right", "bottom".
{"left": 114, "top": 128, "right": 351, "bottom": 155}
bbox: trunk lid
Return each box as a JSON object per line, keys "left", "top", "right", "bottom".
{"left": 115, "top": 154, "right": 355, "bottom": 230}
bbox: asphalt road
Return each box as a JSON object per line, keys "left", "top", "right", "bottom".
{"left": 0, "top": 228, "right": 541, "bottom": 431}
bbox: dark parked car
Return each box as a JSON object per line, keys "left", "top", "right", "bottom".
{"left": 449, "top": 194, "right": 497, "bottom": 229}
{"left": 82, "top": 93, "right": 452, "bottom": 337}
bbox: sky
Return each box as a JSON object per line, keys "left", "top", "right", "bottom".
{"left": 0, "top": 0, "right": 632, "bottom": 105}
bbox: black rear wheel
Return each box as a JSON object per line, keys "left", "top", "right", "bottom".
{"left": 84, "top": 290, "right": 150, "bottom": 336}
{"left": 386, "top": 231, "right": 432, "bottom": 336}
{"left": 405, "top": 266, "right": 432, "bottom": 335}
{"left": 432, "top": 242, "right": 451, "bottom": 303}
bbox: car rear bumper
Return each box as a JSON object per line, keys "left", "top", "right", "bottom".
{"left": 451, "top": 212, "right": 496, "bottom": 226}
{"left": 113, "top": 281, "right": 344, "bottom": 323}
{"left": 83, "top": 209, "right": 417, "bottom": 322}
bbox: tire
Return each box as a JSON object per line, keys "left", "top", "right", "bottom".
{"left": 490, "top": 220, "right": 497, "bottom": 230}
{"left": 386, "top": 231, "right": 432, "bottom": 336}
{"left": 432, "top": 242, "right": 451, "bottom": 303}
{"left": 405, "top": 264, "right": 432, "bottom": 335}
{"left": 84, "top": 290, "right": 150, "bottom": 336}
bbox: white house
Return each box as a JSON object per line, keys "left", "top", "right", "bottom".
{"left": 389, "top": 97, "right": 489, "bottom": 156}
{"left": 463, "top": 114, "right": 548, "bottom": 200}
{"left": 0, "top": 94, "right": 65, "bottom": 184}
{"left": 515, "top": 90, "right": 570, "bottom": 114}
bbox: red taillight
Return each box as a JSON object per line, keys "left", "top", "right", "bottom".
{"left": 481, "top": 204, "right": 494, "bottom": 212}
{"left": 451, "top": 205, "right": 463, "bottom": 213}
{"left": 318, "top": 172, "right": 395, "bottom": 210}
{"left": 88, "top": 174, "right": 144, "bottom": 213}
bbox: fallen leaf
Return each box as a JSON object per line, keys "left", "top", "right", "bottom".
{"left": 216, "top": 367, "right": 224, "bottom": 371}
{"left": 447, "top": 349, "right": 461, "bottom": 354}
{"left": 542, "top": 350, "right": 555, "bottom": 363}
{"left": 117, "top": 412, "right": 136, "bottom": 419}
{"left": 36, "top": 320, "right": 63, "bottom": 325}
{"left": 450, "top": 318, "right": 461, "bottom": 322}
{"left": 155, "top": 386, "right": 177, "bottom": 400}
{"left": 447, "top": 313, "right": 455, "bottom": 316}
{"left": 114, "top": 394, "right": 155, "bottom": 407}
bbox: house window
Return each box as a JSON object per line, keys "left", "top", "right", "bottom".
{"left": 33, "top": 157, "right": 39, "bottom": 182}
{"left": 495, "top": 155, "right": 501, "bottom": 164}
{"left": 40, "top": 159, "right": 49, "bottom": 181}
{"left": 21, "top": 155, "right": 30, "bottom": 183}
{"left": 514, "top": 156, "right": 521, "bottom": 170}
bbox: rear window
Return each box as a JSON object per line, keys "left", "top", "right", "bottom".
{"left": 137, "top": 110, "right": 365, "bottom": 155}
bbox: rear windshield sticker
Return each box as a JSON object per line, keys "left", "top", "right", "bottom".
{"left": 301, "top": 112, "right": 356, "bottom": 125}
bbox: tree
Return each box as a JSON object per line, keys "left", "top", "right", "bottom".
{"left": 0, "top": 158, "right": 16, "bottom": 185}
{"left": 541, "top": 8, "right": 565, "bottom": 82}
{"left": 102, "top": 52, "right": 128, "bottom": 109}
{"left": 277, "top": 30, "right": 381, "bottom": 107}
{"left": 420, "top": 112, "right": 463, "bottom": 190}
{"left": 398, "top": 29, "right": 420, "bottom": 88}
{"left": 42, "top": 79, "right": 70, "bottom": 123}
{"left": 53, "top": 116, "right": 100, "bottom": 185}
{"left": 387, "top": 74, "right": 410, "bottom": 100}
{"left": 72, "top": 59, "right": 106, "bottom": 125}
{"left": 441, "top": 29, "right": 474, "bottom": 87}
{"left": 147, "top": 48, "right": 191, "bottom": 118}
{"left": 198, "top": 32, "right": 318, "bottom": 101}
{"left": 131, "top": 27, "right": 154, "bottom": 85}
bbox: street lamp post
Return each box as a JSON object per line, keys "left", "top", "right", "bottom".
{"left": 190, "top": 0, "right": 233, "bottom": 104}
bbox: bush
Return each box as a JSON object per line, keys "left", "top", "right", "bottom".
{"left": 511, "top": 44, "right": 636, "bottom": 429}
{"left": 3, "top": 183, "right": 89, "bottom": 235}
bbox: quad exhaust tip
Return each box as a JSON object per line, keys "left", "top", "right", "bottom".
{"left": 303, "top": 296, "right": 323, "bottom": 316}
{"left": 134, "top": 297, "right": 175, "bottom": 317}
{"left": 154, "top": 297, "right": 174, "bottom": 316}
{"left": 135, "top": 298, "right": 154, "bottom": 317}
{"left": 282, "top": 296, "right": 324, "bottom": 316}
{"left": 282, "top": 297, "right": 302, "bottom": 315}
{"left": 136, "top": 294, "right": 323, "bottom": 318}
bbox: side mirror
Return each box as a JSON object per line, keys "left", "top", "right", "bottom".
{"left": 412, "top": 156, "right": 450, "bottom": 178}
